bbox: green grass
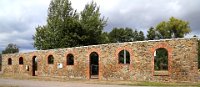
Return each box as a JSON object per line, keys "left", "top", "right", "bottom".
{"left": 119, "top": 81, "right": 200, "bottom": 86}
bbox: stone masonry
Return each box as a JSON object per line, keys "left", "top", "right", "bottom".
{"left": 1, "top": 38, "right": 199, "bottom": 82}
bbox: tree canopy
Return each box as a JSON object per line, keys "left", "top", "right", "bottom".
{"left": 80, "top": 1, "right": 107, "bottom": 45}
{"left": 2, "top": 43, "right": 19, "bottom": 54}
{"left": 155, "top": 17, "right": 191, "bottom": 39}
{"left": 33, "top": 0, "right": 107, "bottom": 50}
{"left": 147, "top": 27, "right": 156, "bottom": 40}
{"left": 34, "top": 0, "right": 80, "bottom": 50}
{"left": 108, "top": 27, "right": 145, "bottom": 43}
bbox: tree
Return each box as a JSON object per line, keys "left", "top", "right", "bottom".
{"left": 100, "top": 32, "right": 110, "bottom": 44}
{"left": 132, "top": 30, "right": 145, "bottom": 41}
{"left": 108, "top": 27, "right": 145, "bottom": 43}
{"left": 33, "top": 0, "right": 82, "bottom": 50}
{"left": 80, "top": 1, "right": 107, "bottom": 45}
{"left": 156, "top": 17, "right": 191, "bottom": 39}
{"left": 147, "top": 27, "right": 156, "bottom": 40}
{"left": 2, "top": 43, "right": 19, "bottom": 54}
{"left": 109, "top": 27, "right": 133, "bottom": 43}
{"left": 33, "top": 0, "right": 107, "bottom": 50}
{"left": 137, "top": 31, "right": 145, "bottom": 41}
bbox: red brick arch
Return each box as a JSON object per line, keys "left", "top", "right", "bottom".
{"left": 150, "top": 43, "right": 172, "bottom": 76}
{"left": 18, "top": 54, "right": 25, "bottom": 65}
{"left": 115, "top": 46, "right": 134, "bottom": 65}
{"left": 30, "top": 52, "right": 41, "bottom": 76}
{"left": 18, "top": 54, "right": 25, "bottom": 73}
{"left": 46, "top": 53, "right": 54, "bottom": 64}
{"left": 45, "top": 51, "right": 56, "bottom": 76}
{"left": 64, "top": 49, "right": 78, "bottom": 67}
{"left": 86, "top": 47, "right": 101, "bottom": 80}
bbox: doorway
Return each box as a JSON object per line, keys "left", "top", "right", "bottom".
{"left": 90, "top": 52, "right": 99, "bottom": 79}
{"left": 32, "top": 56, "right": 37, "bottom": 76}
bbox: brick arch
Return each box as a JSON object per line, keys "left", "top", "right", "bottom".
{"left": 86, "top": 47, "right": 101, "bottom": 79}
{"left": 150, "top": 43, "right": 172, "bottom": 76}
{"left": 30, "top": 52, "right": 40, "bottom": 76}
{"left": 115, "top": 46, "right": 134, "bottom": 72}
{"left": 30, "top": 53, "right": 39, "bottom": 66}
{"left": 64, "top": 49, "right": 77, "bottom": 67}
{"left": 45, "top": 51, "right": 56, "bottom": 76}
{"left": 115, "top": 46, "right": 134, "bottom": 64}
{"left": 7, "top": 58, "right": 12, "bottom": 65}
{"left": 18, "top": 54, "right": 25, "bottom": 65}
{"left": 17, "top": 54, "right": 25, "bottom": 73}
{"left": 45, "top": 51, "right": 55, "bottom": 64}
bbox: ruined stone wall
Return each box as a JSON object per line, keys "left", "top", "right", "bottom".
{"left": 1, "top": 38, "right": 198, "bottom": 82}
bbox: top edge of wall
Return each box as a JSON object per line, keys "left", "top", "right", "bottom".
{"left": 2, "top": 37, "right": 198, "bottom": 56}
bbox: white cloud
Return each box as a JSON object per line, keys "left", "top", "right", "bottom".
{"left": 0, "top": 0, "right": 200, "bottom": 52}
{"left": 0, "top": 0, "right": 50, "bottom": 52}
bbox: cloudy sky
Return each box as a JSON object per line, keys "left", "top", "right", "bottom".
{"left": 0, "top": 0, "right": 200, "bottom": 52}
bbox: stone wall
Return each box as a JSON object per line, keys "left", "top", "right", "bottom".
{"left": 1, "top": 38, "right": 199, "bottom": 82}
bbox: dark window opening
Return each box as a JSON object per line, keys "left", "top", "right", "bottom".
{"left": 67, "top": 54, "right": 74, "bottom": 65}
{"left": 48, "top": 55, "right": 54, "bottom": 64}
{"left": 33, "top": 56, "right": 38, "bottom": 71}
{"left": 32, "top": 56, "right": 38, "bottom": 76}
{"left": 154, "top": 48, "right": 168, "bottom": 71}
{"left": 19, "top": 57, "right": 23, "bottom": 65}
{"left": 118, "top": 50, "right": 130, "bottom": 64}
{"left": 8, "top": 58, "right": 12, "bottom": 65}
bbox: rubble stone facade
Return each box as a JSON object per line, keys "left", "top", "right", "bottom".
{"left": 1, "top": 38, "right": 199, "bottom": 82}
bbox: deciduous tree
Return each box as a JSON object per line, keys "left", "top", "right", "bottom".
{"left": 147, "top": 27, "right": 156, "bottom": 40}
{"left": 2, "top": 43, "right": 19, "bottom": 54}
{"left": 33, "top": 0, "right": 107, "bottom": 50}
{"left": 108, "top": 27, "right": 145, "bottom": 43}
{"left": 80, "top": 1, "right": 107, "bottom": 45}
{"left": 156, "top": 17, "right": 191, "bottom": 39}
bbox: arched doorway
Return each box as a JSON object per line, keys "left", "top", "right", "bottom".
{"left": 90, "top": 52, "right": 99, "bottom": 79}
{"left": 32, "top": 56, "right": 38, "bottom": 76}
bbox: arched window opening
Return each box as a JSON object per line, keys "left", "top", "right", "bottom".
{"left": 48, "top": 55, "right": 54, "bottom": 64}
{"left": 154, "top": 48, "right": 168, "bottom": 71}
{"left": 19, "top": 57, "right": 23, "bottom": 65}
{"left": 118, "top": 50, "right": 130, "bottom": 64}
{"left": 8, "top": 58, "right": 12, "bottom": 65}
{"left": 67, "top": 54, "right": 74, "bottom": 65}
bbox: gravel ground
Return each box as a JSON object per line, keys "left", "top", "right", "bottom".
{"left": 0, "top": 78, "right": 141, "bottom": 87}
